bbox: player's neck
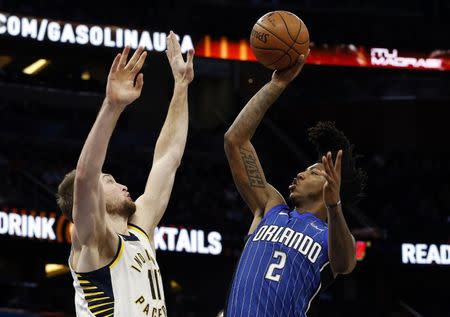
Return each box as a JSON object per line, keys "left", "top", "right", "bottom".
{"left": 295, "top": 201, "right": 327, "bottom": 222}
{"left": 107, "top": 213, "right": 129, "bottom": 235}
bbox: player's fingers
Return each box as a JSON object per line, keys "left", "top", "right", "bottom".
{"left": 187, "top": 49, "right": 194, "bottom": 65}
{"left": 325, "top": 154, "right": 337, "bottom": 181}
{"left": 166, "top": 33, "right": 174, "bottom": 60}
{"left": 118, "top": 46, "right": 130, "bottom": 69}
{"left": 298, "top": 54, "right": 305, "bottom": 64}
{"left": 125, "top": 46, "right": 144, "bottom": 71}
{"left": 293, "top": 55, "right": 306, "bottom": 74}
{"left": 131, "top": 51, "right": 147, "bottom": 76}
{"left": 165, "top": 50, "right": 174, "bottom": 66}
{"left": 327, "top": 152, "right": 337, "bottom": 178}
{"left": 322, "top": 155, "right": 332, "bottom": 179}
{"left": 327, "top": 152, "right": 334, "bottom": 169}
{"left": 170, "top": 31, "right": 181, "bottom": 55}
{"left": 335, "top": 150, "right": 343, "bottom": 176}
{"left": 134, "top": 73, "right": 144, "bottom": 91}
{"left": 110, "top": 53, "right": 121, "bottom": 74}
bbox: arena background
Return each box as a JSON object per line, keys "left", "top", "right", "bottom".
{"left": 0, "top": 0, "right": 449, "bottom": 316}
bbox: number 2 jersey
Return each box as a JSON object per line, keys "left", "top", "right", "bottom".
{"left": 68, "top": 224, "right": 167, "bottom": 317}
{"left": 225, "top": 204, "right": 334, "bottom": 317}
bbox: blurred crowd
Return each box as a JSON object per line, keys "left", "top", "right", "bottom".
{"left": 2, "top": 95, "right": 450, "bottom": 317}
{"left": 1, "top": 98, "right": 449, "bottom": 246}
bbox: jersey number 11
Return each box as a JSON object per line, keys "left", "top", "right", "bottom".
{"left": 148, "top": 269, "right": 162, "bottom": 300}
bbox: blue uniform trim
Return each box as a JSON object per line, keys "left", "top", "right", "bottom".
{"left": 262, "top": 204, "right": 290, "bottom": 220}
{"left": 119, "top": 231, "right": 139, "bottom": 241}
{"left": 76, "top": 265, "right": 115, "bottom": 316}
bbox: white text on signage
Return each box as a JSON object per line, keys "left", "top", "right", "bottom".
{"left": 0, "top": 12, "right": 194, "bottom": 53}
{"left": 371, "top": 48, "right": 442, "bottom": 69}
{"left": 402, "top": 243, "right": 450, "bottom": 265}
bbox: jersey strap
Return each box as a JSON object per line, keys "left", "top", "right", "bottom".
{"left": 128, "top": 223, "right": 151, "bottom": 243}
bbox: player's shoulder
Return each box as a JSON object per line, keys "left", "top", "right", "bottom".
{"left": 127, "top": 223, "right": 155, "bottom": 249}
{"left": 263, "top": 203, "right": 291, "bottom": 219}
{"left": 300, "top": 212, "right": 328, "bottom": 228}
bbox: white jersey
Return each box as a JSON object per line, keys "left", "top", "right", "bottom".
{"left": 69, "top": 224, "right": 167, "bottom": 317}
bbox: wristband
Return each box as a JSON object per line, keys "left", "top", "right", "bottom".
{"left": 326, "top": 200, "right": 341, "bottom": 210}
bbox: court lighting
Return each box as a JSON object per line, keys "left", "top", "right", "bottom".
{"left": 81, "top": 70, "right": 91, "bottom": 80}
{"left": 23, "top": 59, "right": 50, "bottom": 75}
{"left": 45, "top": 263, "right": 69, "bottom": 278}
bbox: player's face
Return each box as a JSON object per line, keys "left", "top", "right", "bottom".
{"left": 289, "top": 163, "right": 326, "bottom": 205}
{"left": 101, "top": 173, "right": 136, "bottom": 217}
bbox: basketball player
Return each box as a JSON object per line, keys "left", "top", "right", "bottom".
{"left": 56, "top": 31, "right": 194, "bottom": 316}
{"left": 224, "top": 53, "right": 366, "bottom": 316}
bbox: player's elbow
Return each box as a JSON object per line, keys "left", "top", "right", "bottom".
{"left": 332, "top": 256, "right": 357, "bottom": 275}
{"left": 74, "top": 166, "right": 101, "bottom": 191}
{"left": 224, "top": 130, "right": 242, "bottom": 151}
{"left": 224, "top": 130, "right": 235, "bottom": 146}
{"left": 74, "top": 168, "right": 90, "bottom": 183}
{"left": 342, "top": 259, "right": 357, "bottom": 275}
{"left": 75, "top": 158, "right": 101, "bottom": 180}
{"left": 157, "top": 152, "right": 182, "bottom": 169}
{"left": 166, "top": 151, "right": 183, "bottom": 168}
{"left": 74, "top": 164, "right": 88, "bottom": 181}
{"left": 74, "top": 166, "right": 89, "bottom": 184}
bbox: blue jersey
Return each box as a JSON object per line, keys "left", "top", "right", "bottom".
{"left": 226, "top": 204, "right": 331, "bottom": 317}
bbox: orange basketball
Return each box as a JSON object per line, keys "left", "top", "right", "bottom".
{"left": 250, "top": 11, "right": 309, "bottom": 70}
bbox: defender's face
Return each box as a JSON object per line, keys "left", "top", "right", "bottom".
{"left": 100, "top": 173, "right": 134, "bottom": 215}
{"left": 100, "top": 173, "right": 131, "bottom": 201}
{"left": 289, "top": 163, "right": 327, "bottom": 205}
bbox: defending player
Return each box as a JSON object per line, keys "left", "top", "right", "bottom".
{"left": 224, "top": 53, "right": 366, "bottom": 316}
{"left": 56, "top": 31, "right": 194, "bottom": 316}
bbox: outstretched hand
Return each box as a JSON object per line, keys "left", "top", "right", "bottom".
{"left": 166, "top": 31, "right": 194, "bottom": 85}
{"left": 106, "top": 46, "right": 147, "bottom": 110}
{"left": 320, "top": 150, "right": 343, "bottom": 208}
{"left": 271, "top": 49, "right": 310, "bottom": 88}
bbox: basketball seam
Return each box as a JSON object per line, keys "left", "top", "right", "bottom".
{"left": 255, "top": 19, "right": 306, "bottom": 69}
{"left": 271, "top": 53, "right": 291, "bottom": 68}
{"left": 293, "top": 17, "right": 302, "bottom": 43}
{"left": 255, "top": 21, "right": 294, "bottom": 69}
{"left": 267, "top": 52, "right": 291, "bottom": 68}
{"left": 276, "top": 11, "right": 300, "bottom": 43}
{"left": 251, "top": 46, "right": 287, "bottom": 52}
{"left": 255, "top": 22, "right": 292, "bottom": 50}
{"left": 253, "top": 21, "right": 292, "bottom": 69}
{"left": 277, "top": 12, "right": 303, "bottom": 67}
{"left": 251, "top": 45, "right": 290, "bottom": 68}
{"left": 289, "top": 42, "right": 309, "bottom": 57}
{"left": 288, "top": 15, "right": 305, "bottom": 66}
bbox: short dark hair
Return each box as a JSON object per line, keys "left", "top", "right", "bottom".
{"left": 56, "top": 169, "right": 76, "bottom": 222}
{"left": 308, "top": 121, "right": 367, "bottom": 207}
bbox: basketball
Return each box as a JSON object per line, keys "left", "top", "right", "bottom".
{"left": 250, "top": 11, "right": 309, "bottom": 70}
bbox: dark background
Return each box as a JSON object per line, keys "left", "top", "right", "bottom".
{"left": 0, "top": 0, "right": 449, "bottom": 316}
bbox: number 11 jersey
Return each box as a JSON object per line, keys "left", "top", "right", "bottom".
{"left": 69, "top": 224, "right": 166, "bottom": 317}
{"left": 226, "top": 204, "right": 332, "bottom": 317}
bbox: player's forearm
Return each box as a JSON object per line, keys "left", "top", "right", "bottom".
{"left": 327, "top": 205, "right": 357, "bottom": 274}
{"left": 153, "top": 83, "right": 189, "bottom": 165}
{"left": 76, "top": 98, "right": 122, "bottom": 179}
{"left": 225, "top": 81, "right": 285, "bottom": 144}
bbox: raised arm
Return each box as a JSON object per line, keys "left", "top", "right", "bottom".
{"left": 321, "top": 150, "right": 357, "bottom": 275}
{"left": 224, "top": 56, "right": 307, "bottom": 228}
{"left": 73, "top": 46, "right": 146, "bottom": 249}
{"left": 132, "top": 31, "right": 194, "bottom": 238}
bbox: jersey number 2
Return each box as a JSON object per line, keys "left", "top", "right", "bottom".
{"left": 265, "top": 251, "right": 287, "bottom": 282}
